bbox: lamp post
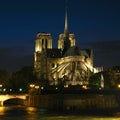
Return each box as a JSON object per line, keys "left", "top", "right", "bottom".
{"left": 29, "top": 84, "right": 35, "bottom": 88}
{"left": 118, "top": 84, "right": 120, "bottom": 88}
{"left": 29, "top": 84, "right": 40, "bottom": 94}
{"left": 0, "top": 84, "right": 2, "bottom": 94}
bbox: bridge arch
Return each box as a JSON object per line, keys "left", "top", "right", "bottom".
{"left": 3, "top": 98, "right": 25, "bottom": 106}
{"left": 0, "top": 94, "right": 28, "bottom": 106}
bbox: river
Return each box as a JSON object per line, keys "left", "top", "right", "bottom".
{"left": 0, "top": 106, "right": 120, "bottom": 120}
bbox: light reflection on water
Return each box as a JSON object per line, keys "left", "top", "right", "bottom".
{"left": 0, "top": 106, "right": 120, "bottom": 120}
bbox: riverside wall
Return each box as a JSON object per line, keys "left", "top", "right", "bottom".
{"left": 26, "top": 90, "right": 120, "bottom": 113}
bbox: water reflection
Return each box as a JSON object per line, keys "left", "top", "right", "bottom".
{"left": 0, "top": 106, "right": 27, "bottom": 116}
{"left": 0, "top": 106, "right": 6, "bottom": 115}
{"left": 0, "top": 106, "right": 120, "bottom": 120}
{"left": 0, "top": 106, "right": 47, "bottom": 117}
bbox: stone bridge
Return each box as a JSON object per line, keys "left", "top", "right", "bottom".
{"left": 0, "top": 94, "right": 28, "bottom": 106}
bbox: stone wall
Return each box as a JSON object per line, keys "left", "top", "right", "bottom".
{"left": 63, "top": 94, "right": 118, "bottom": 111}
{"left": 26, "top": 93, "right": 120, "bottom": 112}
{"left": 26, "top": 95, "right": 49, "bottom": 108}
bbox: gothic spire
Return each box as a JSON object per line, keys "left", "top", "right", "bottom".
{"left": 64, "top": 0, "right": 69, "bottom": 39}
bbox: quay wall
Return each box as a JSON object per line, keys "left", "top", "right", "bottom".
{"left": 26, "top": 91, "right": 120, "bottom": 112}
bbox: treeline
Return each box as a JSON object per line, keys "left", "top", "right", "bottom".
{"left": 89, "top": 66, "right": 120, "bottom": 89}
{"left": 0, "top": 66, "right": 120, "bottom": 94}
{"left": 0, "top": 66, "right": 36, "bottom": 93}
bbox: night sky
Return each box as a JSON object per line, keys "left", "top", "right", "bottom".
{"left": 0, "top": 0, "right": 120, "bottom": 72}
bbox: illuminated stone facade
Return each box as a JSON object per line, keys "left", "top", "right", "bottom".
{"left": 34, "top": 3, "right": 97, "bottom": 86}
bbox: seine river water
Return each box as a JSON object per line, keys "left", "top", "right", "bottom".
{"left": 0, "top": 106, "right": 120, "bottom": 120}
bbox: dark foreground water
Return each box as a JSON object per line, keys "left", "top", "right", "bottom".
{"left": 0, "top": 106, "right": 120, "bottom": 120}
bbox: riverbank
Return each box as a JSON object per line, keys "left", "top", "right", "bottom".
{"left": 26, "top": 89, "right": 120, "bottom": 115}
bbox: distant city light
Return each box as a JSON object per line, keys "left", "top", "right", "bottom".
{"left": 99, "top": 88, "right": 102, "bottom": 90}
{"left": 30, "top": 84, "right": 35, "bottom": 88}
{"left": 118, "top": 84, "right": 120, "bottom": 88}
{"left": 9, "top": 89, "right": 12, "bottom": 92}
{"left": 41, "top": 87, "right": 44, "bottom": 90}
{"left": 19, "top": 88, "right": 22, "bottom": 92}
{"left": 35, "top": 86, "right": 39, "bottom": 89}
{"left": 64, "top": 85, "right": 68, "bottom": 88}
{"left": 56, "top": 87, "right": 58, "bottom": 90}
{"left": 3, "top": 88, "right": 6, "bottom": 92}
{"left": 82, "top": 85, "right": 87, "bottom": 90}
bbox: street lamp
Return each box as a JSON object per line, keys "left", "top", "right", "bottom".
{"left": 29, "top": 84, "right": 35, "bottom": 88}
{"left": 19, "top": 88, "right": 23, "bottom": 92}
{"left": 118, "top": 84, "right": 120, "bottom": 88}
{"left": 35, "top": 85, "right": 39, "bottom": 89}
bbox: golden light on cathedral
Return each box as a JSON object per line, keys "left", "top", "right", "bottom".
{"left": 33, "top": 0, "right": 102, "bottom": 87}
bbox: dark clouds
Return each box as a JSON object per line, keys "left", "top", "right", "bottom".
{"left": 79, "top": 40, "right": 120, "bottom": 69}
{"left": 0, "top": 47, "right": 33, "bottom": 72}
{"left": 93, "top": 40, "right": 120, "bottom": 68}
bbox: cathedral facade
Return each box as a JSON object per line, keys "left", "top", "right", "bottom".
{"left": 34, "top": 3, "right": 99, "bottom": 86}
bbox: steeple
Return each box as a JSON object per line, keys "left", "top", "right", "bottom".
{"left": 58, "top": 0, "right": 76, "bottom": 50}
{"left": 64, "top": 0, "right": 69, "bottom": 40}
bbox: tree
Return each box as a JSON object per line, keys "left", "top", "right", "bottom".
{"left": 89, "top": 66, "right": 120, "bottom": 89}
{"left": 89, "top": 72, "right": 101, "bottom": 89}
{"left": 103, "top": 68, "right": 120, "bottom": 89}
{"left": 0, "top": 69, "right": 10, "bottom": 88}
{"left": 9, "top": 66, "right": 35, "bottom": 93}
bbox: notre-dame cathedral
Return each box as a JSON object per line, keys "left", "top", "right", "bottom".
{"left": 34, "top": 2, "right": 100, "bottom": 86}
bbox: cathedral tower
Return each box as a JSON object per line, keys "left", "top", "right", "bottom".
{"left": 35, "top": 32, "right": 52, "bottom": 53}
{"left": 34, "top": 32, "right": 52, "bottom": 79}
{"left": 58, "top": 0, "right": 76, "bottom": 50}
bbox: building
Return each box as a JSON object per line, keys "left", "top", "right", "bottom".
{"left": 34, "top": 2, "right": 100, "bottom": 86}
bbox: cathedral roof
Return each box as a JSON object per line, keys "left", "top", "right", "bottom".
{"left": 81, "top": 49, "right": 92, "bottom": 58}
{"left": 63, "top": 46, "right": 92, "bottom": 58}
{"left": 46, "top": 49, "right": 62, "bottom": 58}
{"left": 46, "top": 46, "right": 92, "bottom": 59}
{"left": 63, "top": 46, "right": 81, "bottom": 57}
